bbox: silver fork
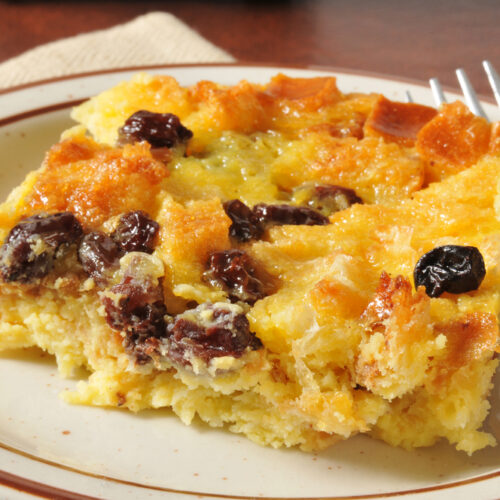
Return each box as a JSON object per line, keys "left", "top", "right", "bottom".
{"left": 427, "top": 60, "right": 500, "bottom": 121}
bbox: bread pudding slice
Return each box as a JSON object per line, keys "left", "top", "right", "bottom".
{"left": 0, "top": 73, "right": 498, "bottom": 454}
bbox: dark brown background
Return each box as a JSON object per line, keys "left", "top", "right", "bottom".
{"left": 1, "top": 0, "right": 499, "bottom": 95}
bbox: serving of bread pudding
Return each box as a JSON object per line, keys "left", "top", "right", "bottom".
{"left": 0, "top": 72, "right": 498, "bottom": 455}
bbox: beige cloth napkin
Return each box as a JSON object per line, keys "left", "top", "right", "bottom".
{"left": 0, "top": 12, "right": 235, "bottom": 90}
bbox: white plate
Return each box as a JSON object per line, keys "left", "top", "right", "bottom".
{"left": 0, "top": 64, "right": 499, "bottom": 500}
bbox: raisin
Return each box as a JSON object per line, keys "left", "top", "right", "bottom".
{"left": 167, "top": 303, "right": 262, "bottom": 366}
{"left": 297, "top": 184, "right": 362, "bottom": 216}
{"left": 103, "top": 275, "right": 167, "bottom": 337}
{"left": 117, "top": 110, "right": 193, "bottom": 148}
{"left": 78, "top": 232, "right": 121, "bottom": 283}
{"left": 414, "top": 245, "right": 486, "bottom": 298}
{"left": 101, "top": 273, "right": 168, "bottom": 362}
{"left": 204, "top": 249, "right": 268, "bottom": 304}
{"left": 112, "top": 210, "right": 159, "bottom": 254}
{"left": 223, "top": 199, "right": 262, "bottom": 242}
{"left": 253, "top": 203, "right": 330, "bottom": 227}
{"left": 0, "top": 212, "right": 82, "bottom": 283}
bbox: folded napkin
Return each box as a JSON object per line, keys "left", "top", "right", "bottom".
{"left": 0, "top": 12, "right": 235, "bottom": 90}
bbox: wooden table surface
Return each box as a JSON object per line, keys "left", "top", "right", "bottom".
{"left": 1, "top": 0, "right": 499, "bottom": 96}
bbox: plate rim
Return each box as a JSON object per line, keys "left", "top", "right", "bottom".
{"left": 1, "top": 438, "right": 500, "bottom": 500}
{"left": 0, "top": 61, "right": 496, "bottom": 104}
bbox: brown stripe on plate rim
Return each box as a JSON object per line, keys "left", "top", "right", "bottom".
{"left": 0, "top": 469, "right": 100, "bottom": 500}
{"left": 1, "top": 439, "right": 499, "bottom": 499}
{"left": 0, "top": 98, "right": 86, "bottom": 128}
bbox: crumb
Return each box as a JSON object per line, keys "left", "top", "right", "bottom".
{"left": 116, "top": 392, "right": 126, "bottom": 406}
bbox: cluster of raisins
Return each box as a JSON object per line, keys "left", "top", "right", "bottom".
{"left": 78, "top": 210, "right": 160, "bottom": 283}
{"left": 0, "top": 209, "right": 263, "bottom": 368}
{"left": 101, "top": 271, "right": 168, "bottom": 363}
{"left": 223, "top": 199, "right": 329, "bottom": 243}
{"left": 72, "top": 213, "right": 263, "bottom": 366}
{"left": 215, "top": 185, "right": 363, "bottom": 301}
{"left": 223, "top": 185, "right": 362, "bottom": 244}
{"left": 117, "top": 110, "right": 193, "bottom": 149}
{"left": 76, "top": 212, "right": 167, "bottom": 360}
{"left": 100, "top": 243, "right": 267, "bottom": 365}
{"left": 104, "top": 272, "right": 264, "bottom": 366}
{"left": 0, "top": 210, "right": 160, "bottom": 285}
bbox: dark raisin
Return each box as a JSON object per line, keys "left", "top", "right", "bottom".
{"left": 117, "top": 110, "right": 193, "bottom": 148}
{"left": 0, "top": 212, "right": 82, "bottom": 283}
{"left": 414, "top": 245, "right": 486, "bottom": 298}
{"left": 253, "top": 203, "right": 330, "bottom": 228}
{"left": 167, "top": 303, "right": 262, "bottom": 366}
{"left": 112, "top": 210, "right": 159, "bottom": 254}
{"left": 302, "top": 184, "right": 362, "bottom": 216}
{"left": 204, "top": 249, "right": 268, "bottom": 304}
{"left": 223, "top": 199, "right": 262, "bottom": 242}
{"left": 103, "top": 275, "right": 167, "bottom": 337}
{"left": 101, "top": 273, "right": 168, "bottom": 363}
{"left": 78, "top": 232, "right": 121, "bottom": 283}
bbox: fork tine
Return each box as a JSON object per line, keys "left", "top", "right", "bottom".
{"left": 482, "top": 60, "right": 500, "bottom": 107}
{"left": 455, "top": 68, "right": 488, "bottom": 120}
{"left": 429, "top": 77, "right": 447, "bottom": 107}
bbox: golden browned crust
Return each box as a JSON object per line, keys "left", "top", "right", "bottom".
{"left": 27, "top": 137, "right": 169, "bottom": 228}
